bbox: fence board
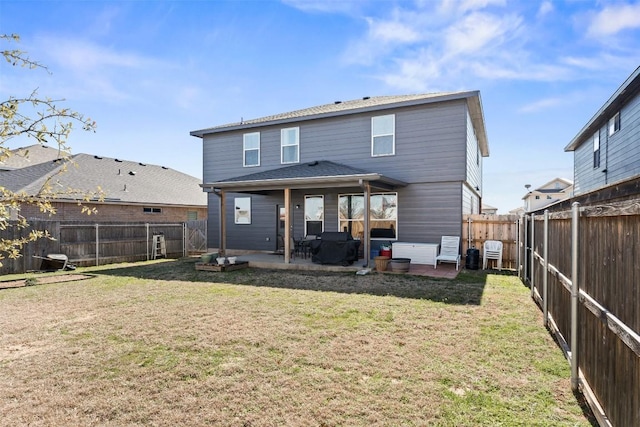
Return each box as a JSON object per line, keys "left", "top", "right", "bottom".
{"left": 462, "top": 214, "right": 519, "bottom": 269}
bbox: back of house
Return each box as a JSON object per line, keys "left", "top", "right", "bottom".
{"left": 191, "top": 92, "right": 489, "bottom": 254}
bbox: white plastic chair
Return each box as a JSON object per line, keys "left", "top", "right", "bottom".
{"left": 434, "top": 236, "right": 461, "bottom": 270}
{"left": 483, "top": 240, "right": 503, "bottom": 270}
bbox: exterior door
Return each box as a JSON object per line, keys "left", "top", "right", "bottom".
{"left": 276, "top": 205, "right": 285, "bottom": 251}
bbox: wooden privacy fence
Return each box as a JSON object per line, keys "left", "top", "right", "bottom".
{"left": 462, "top": 214, "right": 520, "bottom": 270}
{"left": 521, "top": 200, "right": 640, "bottom": 427}
{"left": 1, "top": 220, "right": 207, "bottom": 274}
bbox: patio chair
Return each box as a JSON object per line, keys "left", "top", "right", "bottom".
{"left": 276, "top": 235, "right": 297, "bottom": 259}
{"left": 482, "top": 240, "right": 503, "bottom": 270}
{"left": 434, "top": 236, "right": 461, "bottom": 270}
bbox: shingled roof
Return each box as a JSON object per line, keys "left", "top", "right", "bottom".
{"left": 0, "top": 145, "right": 65, "bottom": 171}
{"left": 202, "top": 160, "right": 406, "bottom": 192}
{"left": 1, "top": 151, "right": 206, "bottom": 206}
{"left": 191, "top": 91, "right": 488, "bottom": 155}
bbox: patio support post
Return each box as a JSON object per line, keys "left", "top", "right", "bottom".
{"left": 219, "top": 189, "right": 226, "bottom": 257}
{"left": 361, "top": 180, "right": 370, "bottom": 268}
{"left": 570, "top": 202, "right": 580, "bottom": 391}
{"left": 284, "top": 187, "right": 291, "bottom": 264}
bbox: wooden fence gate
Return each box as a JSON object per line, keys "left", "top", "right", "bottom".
{"left": 462, "top": 214, "right": 520, "bottom": 270}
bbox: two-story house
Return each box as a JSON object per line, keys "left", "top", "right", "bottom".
{"left": 522, "top": 177, "right": 573, "bottom": 212}
{"left": 564, "top": 66, "right": 640, "bottom": 195}
{"left": 191, "top": 92, "right": 489, "bottom": 264}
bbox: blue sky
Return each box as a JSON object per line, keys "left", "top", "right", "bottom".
{"left": 1, "top": 0, "right": 639, "bottom": 213}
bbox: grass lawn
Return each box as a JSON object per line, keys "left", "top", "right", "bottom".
{"left": 0, "top": 258, "right": 594, "bottom": 426}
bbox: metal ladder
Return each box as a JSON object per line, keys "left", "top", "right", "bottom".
{"left": 152, "top": 234, "right": 166, "bottom": 259}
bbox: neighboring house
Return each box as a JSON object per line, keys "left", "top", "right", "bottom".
{"left": 481, "top": 203, "right": 498, "bottom": 215}
{"left": 522, "top": 177, "right": 573, "bottom": 212}
{"left": 564, "top": 66, "right": 640, "bottom": 195}
{"left": 0, "top": 144, "right": 64, "bottom": 171}
{"left": 190, "top": 92, "right": 489, "bottom": 261}
{"left": 1, "top": 145, "right": 207, "bottom": 222}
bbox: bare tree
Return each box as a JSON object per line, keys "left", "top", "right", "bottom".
{"left": 1, "top": 34, "right": 100, "bottom": 266}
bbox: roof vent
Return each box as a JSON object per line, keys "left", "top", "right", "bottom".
{"left": 129, "top": 171, "right": 136, "bottom": 176}
{"left": 334, "top": 101, "right": 342, "bottom": 104}
{"left": 363, "top": 96, "right": 370, "bottom": 100}
{"left": 115, "top": 159, "right": 123, "bottom": 162}
{"left": 139, "top": 162, "right": 146, "bottom": 166}
{"left": 161, "top": 166, "right": 168, "bottom": 170}
{"left": 117, "top": 169, "right": 122, "bottom": 176}
{"left": 308, "top": 161, "right": 319, "bottom": 166}
{"left": 123, "top": 184, "right": 128, "bottom": 192}
{"left": 94, "top": 155, "right": 102, "bottom": 159}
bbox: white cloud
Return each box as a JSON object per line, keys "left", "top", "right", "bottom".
{"left": 281, "top": 0, "right": 363, "bottom": 14}
{"left": 38, "top": 36, "right": 151, "bottom": 72}
{"left": 587, "top": 3, "right": 640, "bottom": 37}
{"left": 518, "top": 97, "right": 565, "bottom": 113}
{"left": 444, "top": 12, "right": 521, "bottom": 55}
{"left": 366, "top": 17, "right": 421, "bottom": 43}
{"left": 438, "top": 0, "right": 506, "bottom": 14}
{"left": 537, "top": 1, "right": 554, "bottom": 18}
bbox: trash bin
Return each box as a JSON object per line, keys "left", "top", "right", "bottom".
{"left": 466, "top": 248, "right": 479, "bottom": 270}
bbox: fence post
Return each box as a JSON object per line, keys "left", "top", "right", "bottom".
{"left": 530, "top": 213, "right": 535, "bottom": 298}
{"left": 522, "top": 214, "right": 528, "bottom": 283}
{"left": 516, "top": 215, "right": 522, "bottom": 280}
{"left": 182, "top": 223, "right": 185, "bottom": 257}
{"left": 570, "top": 202, "right": 580, "bottom": 391}
{"left": 146, "top": 223, "right": 150, "bottom": 261}
{"left": 95, "top": 223, "right": 99, "bottom": 266}
{"left": 543, "top": 210, "right": 549, "bottom": 327}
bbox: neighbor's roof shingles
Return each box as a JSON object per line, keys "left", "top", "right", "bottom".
{"left": 2, "top": 153, "right": 206, "bottom": 206}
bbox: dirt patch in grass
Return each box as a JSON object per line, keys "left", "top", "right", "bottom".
{"left": 0, "top": 274, "right": 94, "bottom": 290}
{"left": 0, "top": 258, "right": 595, "bottom": 426}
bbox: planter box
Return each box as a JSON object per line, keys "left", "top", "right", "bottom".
{"left": 195, "top": 261, "right": 248, "bottom": 272}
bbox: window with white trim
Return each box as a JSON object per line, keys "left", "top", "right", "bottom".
{"left": 243, "top": 132, "right": 260, "bottom": 167}
{"left": 593, "top": 131, "right": 600, "bottom": 168}
{"left": 281, "top": 127, "right": 299, "bottom": 164}
{"left": 371, "top": 114, "right": 395, "bottom": 156}
{"left": 304, "top": 195, "right": 324, "bottom": 236}
{"left": 338, "top": 193, "right": 397, "bottom": 239}
{"left": 234, "top": 197, "right": 251, "bottom": 224}
{"left": 608, "top": 112, "right": 620, "bottom": 136}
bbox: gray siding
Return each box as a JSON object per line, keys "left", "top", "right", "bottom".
{"left": 462, "top": 184, "right": 479, "bottom": 214}
{"left": 606, "top": 92, "right": 640, "bottom": 185}
{"left": 574, "top": 91, "right": 640, "bottom": 195}
{"left": 203, "top": 100, "right": 469, "bottom": 185}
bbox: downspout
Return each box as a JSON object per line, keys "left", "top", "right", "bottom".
{"left": 360, "top": 179, "right": 370, "bottom": 268}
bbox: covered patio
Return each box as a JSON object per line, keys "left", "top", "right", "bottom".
{"left": 202, "top": 161, "right": 408, "bottom": 269}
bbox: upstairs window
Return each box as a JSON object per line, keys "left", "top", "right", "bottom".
{"left": 608, "top": 112, "right": 620, "bottom": 136}
{"left": 243, "top": 132, "right": 260, "bottom": 167}
{"left": 371, "top": 114, "right": 395, "bottom": 156}
{"left": 593, "top": 131, "right": 600, "bottom": 168}
{"left": 281, "top": 127, "right": 299, "bottom": 164}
